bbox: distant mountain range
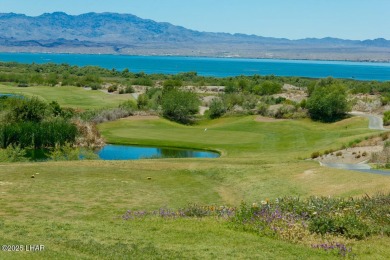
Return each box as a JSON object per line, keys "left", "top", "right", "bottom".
{"left": 0, "top": 12, "right": 390, "bottom": 61}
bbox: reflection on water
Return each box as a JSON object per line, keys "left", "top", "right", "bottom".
{"left": 0, "top": 93, "right": 24, "bottom": 99}
{"left": 97, "top": 144, "right": 219, "bottom": 160}
{"left": 0, "top": 94, "right": 16, "bottom": 98}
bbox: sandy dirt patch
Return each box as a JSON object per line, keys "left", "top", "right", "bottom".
{"left": 255, "top": 116, "right": 288, "bottom": 122}
{"left": 316, "top": 146, "right": 382, "bottom": 164}
{"left": 121, "top": 115, "right": 160, "bottom": 121}
{"left": 199, "top": 106, "right": 209, "bottom": 116}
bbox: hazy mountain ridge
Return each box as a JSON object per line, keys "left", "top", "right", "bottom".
{"left": 0, "top": 12, "right": 389, "bottom": 61}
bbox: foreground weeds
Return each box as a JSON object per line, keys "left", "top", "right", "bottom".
{"left": 123, "top": 193, "right": 390, "bottom": 257}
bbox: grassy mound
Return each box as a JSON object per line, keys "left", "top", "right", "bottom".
{"left": 1, "top": 115, "right": 390, "bottom": 258}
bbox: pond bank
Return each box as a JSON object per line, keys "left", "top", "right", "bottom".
{"left": 318, "top": 113, "right": 390, "bottom": 175}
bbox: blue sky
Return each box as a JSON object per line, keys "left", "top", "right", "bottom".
{"left": 1, "top": 0, "right": 389, "bottom": 40}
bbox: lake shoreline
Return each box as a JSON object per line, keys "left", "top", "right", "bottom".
{"left": 1, "top": 53, "right": 390, "bottom": 81}
{"left": 1, "top": 51, "right": 390, "bottom": 64}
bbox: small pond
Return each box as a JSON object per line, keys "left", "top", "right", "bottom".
{"left": 97, "top": 144, "right": 220, "bottom": 160}
{"left": 0, "top": 93, "right": 15, "bottom": 98}
{"left": 0, "top": 93, "right": 23, "bottom": 99}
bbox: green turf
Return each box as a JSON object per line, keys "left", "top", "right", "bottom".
{"left": 99, "top": 115, "right": 376, "bottom": 161}
{"left": 1, "top": 113, "right": 390, "bottom": 258}
{"left": 0, "top": 84, "right": 133, "bottom": 109}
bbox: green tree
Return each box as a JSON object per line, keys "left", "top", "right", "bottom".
{"left": 137, "top": 94, "right": 149, "bottom": 109}
{"left": 163, "top": 79, "right": 182, "bottom": 89}
{"left": 9, "top": 97, "right": 48, "bottom": 123}
{"left": 46, "top": 73, "right": 59, "bottom": 86}
{"left": 208, "top": 99, "right": 226, "bottom": 119}
{"left": 252, "top": 81, "right": 282, "bottom": 95}
{"left": 306, "top": 84, "right": 349, "bottom": 122}
{"left": 161, "top": 89, "right": 200, "bottom": 123}
{"left": 49, "top": 101, "right": 62, "bottom": 117}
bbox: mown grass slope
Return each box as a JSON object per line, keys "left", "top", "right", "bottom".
{"left": 0, "top": 84, "right": 133, "bottom": 109}
{"left": 1, "top": 114, "right": 390, "bottom": 258}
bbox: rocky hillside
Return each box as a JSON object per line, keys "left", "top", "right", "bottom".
{"left": 1, "top": 12, "right": 390, "bottom": 61}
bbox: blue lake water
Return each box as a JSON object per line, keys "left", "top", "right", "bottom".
{"left": 1, "top": 53, "right": 390, "bottom": 81}
{"left": 97, "top": 144, "right": 219, "bottom": 160}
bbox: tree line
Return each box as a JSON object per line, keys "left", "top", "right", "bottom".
{"left": 1, "top": 62, "right": 389, "bottom": 95}
{"left": 0, "top": 97, "right": 77, "bottom": 149}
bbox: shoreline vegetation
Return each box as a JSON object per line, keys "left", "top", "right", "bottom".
{"left": 1, "top": 60, "right": 390, "bottom": 258}
{"left": 1, "top": 54, "right": 390, "bottom": 83}
{"left": 1, "top": 61, "right": 390, "bottom": 163}
{"left": 1, "top": 51, "right": 390, "bottom": 64}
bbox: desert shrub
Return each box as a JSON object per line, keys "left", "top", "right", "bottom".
{"left": 49, "top": 143, "right": 80, "bottom": 161}
{"left": 222, "top": 93, "right": 244, "bottom": 110}
{"left": 49, "top": 144, "right": 99, "bottom": 161}
{"left": 380, "top": 132, "right": 390, "bottom": 141}
{"left": 274, "top": 105, "right": 295, "bottom": 119}
{"left": 224, "top": 83, "right": 238, "bottom": 93}
{"left": 79, "top": 100, "right": 137, "bottom": 124}
{"left": 89, "top": 83, "right": 102, "bottom": 90}
{"left": 256, "top": 102, "right": 269, "bottom": 116}
{"left": 17, "top": 83, "right": 29, "bottom": 87}
{"left": 123, "top": 193, "right": 390, "bottom": 256}
{"left": 79, "top": 148, "right": 100, "bottom": 160}
{"left": 122, "top": 204, "right": 234, "bottom": 220}
{"left": 118, "top": 89, "right": 125, "bottom": 94}
{"left": 48, "top": 101, "right": 75, "bottom": 119}
{"left": 242, "top": 95, "right": 258, "bottom": 110}
{"left": 383, "top": 111, "right": 390, "bottom": 126}
{"left": 348, "top": 138, "right": 362, "bottom": 148}
{"left": 46, "top": 73, "right": 59, "bottom": 86}
{"left": 137, "top": 94, "right": 150, "bottom": 109}
{"left": 78, "top": 74, "right": 102, "bottom": 88}
{"left": 107, "top": 85, "right": 118, "bottom": 93}
{"left": 89, "top": 108, "right": 134, "bottom": 124}
{"left": 371, "top": 142, "right": 390, "bottom": 165}
{"left": 48, "top": 101, "right": 62, "bottom": 117}
{"left": 161, "top": 89, "right": 200, "bottom": 124}
{"left": 6, "top": 97, "right": 47, "bottom": 123}
{"left": 132, "top": 78, "right": 153, "bottom": 87}
{"left": 146, "top": 87, "right": 161, "bottom": 99}
{"left": 232, "top": 194, "right": 390, "bottom": 244}
{"left": 251, "top": 85, "right": 262, "bottom": 95}
{"left": 309, "top": 214, "right": 371, "bottom": 239}
{"left": 0, "top": 145, "right": 27, "bottom": 162}
{"left": 299, "top": 99, "right": 307, "bottom": 109}
{"left": 253, "top": 81, "right": 282, "bottom": 95}
{"left": 336, "top": 151, "right": 343, "bottom": 156}
{"left": 145, "top": 88, "right": 163, "bottom": 110}
{"left": 119, "top": 100, "right": 137, "bottom": 110}
{"left": 208, "top": 99, "right": 226, "bottom": 119}
{"left": 125, "top": 85, "right": 135, "bottom": 93}
{"left": 311, "top": 151, "right": 321, "bottom": 159}
{"left": 73, "top": 120, "right": 104, "bottom": 148}
{"left": 275, "top": 96, "right": 286, "bottom": 104}
{"left": 381, "top": 94, "right": 390, "bottom": 106}
{"left": 163, "top": 79, "right": 182, "bottom": 89}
